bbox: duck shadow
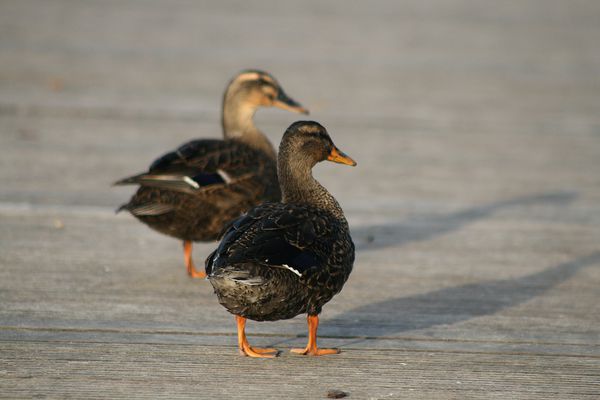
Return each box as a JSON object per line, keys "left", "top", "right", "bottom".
{"left": 269, "top": 191, "right": 584, "bottom": 347}
{"left": 323, "top": 252, "right": 600, "bottom": 340}
{"left": 352, "top": 191, "right": 578, "bottom": 251}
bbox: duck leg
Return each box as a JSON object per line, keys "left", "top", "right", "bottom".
{"left": 291, "top": 315, "right": 340, "bottom": 356}
{"left": 236, "top": 316, "right": 278, "bottom": 358}
{"left": 183, "top": 240, "right": 206, "bottom": 278}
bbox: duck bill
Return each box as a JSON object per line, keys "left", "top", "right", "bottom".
{"left": 273, "top": 89, "right": 309, "bottom": 115}
{"left": 327, "top": 146, "right": 357, "bottom": 166}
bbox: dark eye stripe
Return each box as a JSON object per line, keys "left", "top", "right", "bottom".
{"left": 258, "top": 78, "right": 276, "bottom": 88}
{"left": 304, "top": 131, "right": 329, "bottom": 141}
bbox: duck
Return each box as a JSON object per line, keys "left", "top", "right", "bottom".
{"left": 114, "top": 70, "right": 308, "bottom": 278}
{"left": 205, "top": 120, "right": 356, "bottom": 357}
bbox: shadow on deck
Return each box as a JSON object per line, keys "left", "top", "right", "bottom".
{"left": 353, "top": 191, "right": 577, "bottom": 251}
{"left": 327, "top": 252, "right": 600, "bottom": 340}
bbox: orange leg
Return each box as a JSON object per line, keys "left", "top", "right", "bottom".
{"left": 291, "top": 315, "right": 340, "bottom": 356}
{"left": 236, "top": 316, "right": 278, "bottom": 358}
{"left": 183, "top": 240, "right": 206, "bottom": 278}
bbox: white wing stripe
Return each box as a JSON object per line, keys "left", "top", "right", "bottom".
{"left": 217, "top": 169, "right": 232, "bottom": 184}
{"left": 183, "top": 176, "right": 200, "bottom": 189}
{"left": 281, "top": 264, "right": 302, "bottom": 277}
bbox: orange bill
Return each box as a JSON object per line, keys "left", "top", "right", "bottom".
{"left": 327, "top": 146, "right": 357, "bottom": 166}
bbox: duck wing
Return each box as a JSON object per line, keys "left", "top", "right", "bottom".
{"left": 114, "top": 139, "right": 265, "bottom": 195}
{"left": 206, "top": 203, "right": 341, "bottom": 280}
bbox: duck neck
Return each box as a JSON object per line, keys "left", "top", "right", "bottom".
{"left": 221, "top": 97, "right": 276, "bottom": 159}
{"left": 278, "top": 155, "right": 346, "bottom": 221}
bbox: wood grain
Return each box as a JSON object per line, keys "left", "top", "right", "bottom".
{"left": 1, "top": 0, "right": 599, "bottom": 398}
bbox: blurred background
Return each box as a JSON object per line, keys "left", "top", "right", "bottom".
{"left": 2, "top": 0, "right": 599, "bottom": 214}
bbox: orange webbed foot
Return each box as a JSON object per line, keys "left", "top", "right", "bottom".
{"left": 236, "top": 316, "right": 279, "bottom": 358}
{"left": 290, "top": 347, "right": 340, "bottom": 356}
{"left": 291, "top": 315, "right": 341, "bottom": 356}
{"left": 240, "top": 345, "right": 279, "bottom": 358}
{"left": 187, "top": 265, "right": 206, "bottom": 279}
{"left": 183, "top": 241, "right": 206, "bottom": 278}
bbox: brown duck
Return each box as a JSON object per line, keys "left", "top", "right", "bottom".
{"left": 206, "top": 121, "right": 356, "bottom": 357}
{"left": 115, "top": 70, "right": 308, "bottom": 278}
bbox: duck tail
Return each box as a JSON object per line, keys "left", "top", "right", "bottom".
{"left": 115, "top": 203, "right": 130, "bottom": 214}
{"left": 113, "top": 173, "right": 145, "bottom": 186}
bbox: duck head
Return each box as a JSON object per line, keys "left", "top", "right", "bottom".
{"left": 278, "top": 121, "right": 356, "bottom": 208}
{"left": 227, "top": 70, "right": 308, "bottom": 114}
{"left": 279, "top": 121, "right": 356, "bottom": 170}
{"left": 222, "top": 70, "right": 308, "bottom": 145}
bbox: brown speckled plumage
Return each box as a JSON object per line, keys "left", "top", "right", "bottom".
{"left": 117, "top": 139, "right": 280, "bottom": 241}
{"left": 206, "top": 121, "right": 356, "bottom": 357}
{"left": 114, "top": 70, "right": 307, "bottom": 277}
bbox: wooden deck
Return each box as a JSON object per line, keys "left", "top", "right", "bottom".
{"left": 1, "top": 1, "right": 599, "bottom": 398}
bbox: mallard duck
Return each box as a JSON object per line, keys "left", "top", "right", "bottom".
{"left": 206, "top": 121, "right": 356, "bottom": 357}
{"left": 114, "top": 70, "right": 308, "bottom": 278}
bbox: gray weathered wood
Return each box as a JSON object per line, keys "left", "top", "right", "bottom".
{"left": 1, "top": 0, "right": 599, "bottom": 398}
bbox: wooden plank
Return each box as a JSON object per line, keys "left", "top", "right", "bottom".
{"left": 1, "top": 341, "right": 599, "bottom": 399}
{"left": 1, "top": 211, "right": 598, "bottom": 342}
{"left": 1, "top": 0, "right": 600, "bottom": 398}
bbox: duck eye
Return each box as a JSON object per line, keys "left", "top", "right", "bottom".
{"left": 260, "top": 83, "right": 277, "bottom": 99}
